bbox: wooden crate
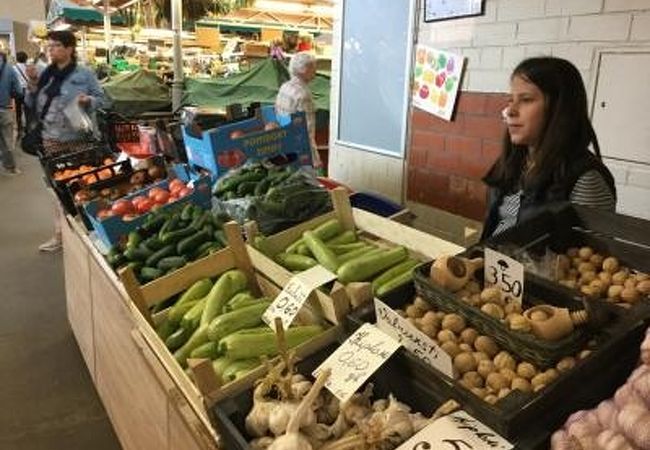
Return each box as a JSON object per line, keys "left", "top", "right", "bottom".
{"left": 245, "top": 188, "right": 464, "bottom": 323}
{"left": 119, "top": 221, "right": 343, "bottom": 422}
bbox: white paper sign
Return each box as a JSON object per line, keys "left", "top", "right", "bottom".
{"left": 374, "top": 298, "right": 454, "bottom": 377}
{"left": 484, "top": 248, "right": 524, "bottom": 304}
{"left": 263, "top": 265, "right": 337, "bottom": 331}
{"left": 313, "top": 323, "right": 401, "bottom": 403}
{"left": 397, "top": 410, "right": 513, "bottom": 450}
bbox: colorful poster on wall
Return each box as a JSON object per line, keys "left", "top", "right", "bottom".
{"left": 412, "top": 46, "right": 465, "bottom": 121}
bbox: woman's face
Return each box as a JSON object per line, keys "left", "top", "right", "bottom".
{"left": 48, "top": 40, "right": 73, "bottom": 64}
{"left": 504, "top": 75, "right": 547, "bottom": 149}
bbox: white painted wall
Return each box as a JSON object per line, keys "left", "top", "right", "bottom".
{"left": 328, "top": 0, "right": 650, "bottom": 219}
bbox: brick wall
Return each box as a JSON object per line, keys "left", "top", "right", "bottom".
{"left": 407, "top": 92, "right": 507, "bottom": 221}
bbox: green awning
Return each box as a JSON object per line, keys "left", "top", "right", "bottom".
{"left": 103, "top": 69, "right": 171, "bottom": 116}
{"left": 48, "top": 0, "right": 125, "bottom": 25}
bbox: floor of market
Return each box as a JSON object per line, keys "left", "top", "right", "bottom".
{"left": 0, "top": 152, "right": 121, "bottom": 450}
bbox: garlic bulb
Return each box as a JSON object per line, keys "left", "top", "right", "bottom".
{"left": 268, "top": 401, "right": 317, "bottom": 436}
{"left": 616, "top": 402, "right": 650, "bottom": 449}
{"left": 595, "top": 429, "right": 636, "bottom": 450}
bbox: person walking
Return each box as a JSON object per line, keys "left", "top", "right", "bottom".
{"left": 0, "top": 51, "right": 22, "bottom": 175}
{"left": 13, "top": 51, "right": 30, "bottom": 136}
{"left": 25, "top": 31, "right": 105, "bottom": 252}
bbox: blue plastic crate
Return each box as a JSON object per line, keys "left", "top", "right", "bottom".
{"left": 350, "top": 191, "right": 404, "bottom": 217}
{"left": 181, "top": 105, "right": 312, "bottom": 178}
{"left": 83, "top": 175, "right": 212, "bottom": 248}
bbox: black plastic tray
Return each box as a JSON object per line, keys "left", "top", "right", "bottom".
{"left": 346, "top": 281, "right": 650, "bottom": 441}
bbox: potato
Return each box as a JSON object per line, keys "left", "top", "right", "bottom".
{"left": 497, "top": 387, "right": 512, "bottom": 399}
{"left": 621, "top": 287, "right": 640, "bottom": 304}
{"left": 437, "top": 329, "right": 457, "bottom": 344}
{"left": 481, "top": 303, "right": 505, "bottom": 320}
{"left": 462, "top": 371, "right": 484, "bottom": 389}
{"left": 474, "top": 336, "right": 499, "bottom": 358}
{"left": 624, "top": 278, "right": 637, "bottom": 290}
{"left": 589, "top": 279, "right": 607, "bottom": 295}
{"left": 578, "top": 247, "right": 594, "bottom": 261}
{"left": 494, "top": 351, "right": 517, "bottom": 371}
{"left": 413, "top": 297, "right": 431, "bottom": 312}
{"left": 516, "top": 362, "right": 537, "bottom": 380}
{"left": 529, "top": 309, "right": 549, "bottom": 322}
{"left": 477, "top": 359, "right": 496, "bottom": 378}
{"left": 459, "top": 343, "right": 473, "bottom": 353}
{"left": 421, "top": 311, "right": 441, "bottom": 329}
{"left": 608, "top": 284, "right": 624, "bottom": 300}
{"left": 406, "top": 304, "right": 425, "bottom": 319}
{"left": 454, "top": 352, "right": 478, "bottom": 374}
{"left": 460, "top": 328, "right": 479, "bottom": 345}
{"left": 442, "top": 314, "right": 466, "bottom": 334}
{"left": 580, "top": 285, "right": 599, "bottom": 299}
{"left": 466, "top": 280, "right": 481, "bottom": 294}
{"left": 602, "top": 257, "right": 620, "bottom": 274}
{"left": 571, "top": 257, "right": 583, "bottom": 269}
{"left": 531, "top": 373, "right": 549, "bottom": 390}
{"left": 560, "top": 279, "right": 578, "bottom": 289}
{"left": 504, "top": 301, "right": 523, "bottom": 315}
{"left": 578, "top": 262, "right": 596, "bottom": 274}
{"left": 543, "top": 368, "right": 560, "bottom": 384}
{"left": 486, "top": 372, "right": 509, "bottom": 391}
{"left": 511, "top": 377, "right": 532, "bottom": 392}
{"left": 473, "top": 352, "right": 490, "bottom": 365}
{"left": 637, "top": 279, "right": 650, "bottom": 295}
{"left": 499, "top": 368, "right": 517, "bottom": 383}
{"left": 484, "top": 394, "right": 499, "bottom": 405}
{"left": 612, "top": 270, "right": 628, "bottom": 285}
{"left": 598, "top": 272, "right": 613, "bottom": 285}
{"left": 440, "top": 341, "right": 462, "bottom": 358}
{"left": 580, "top": 271, "right": 597, "bottom": 284}
{"left": 419, "top": 322, "right": 438, "bottom": 339}
{"left": 556, "top": 357, "right": 576, "bottom": 372}
{"left": 470, "top": 387, "right": 488, "bottom": 399}
{"left": 589, "top": 253, "right": 604, "bottom": 269}
{"left": 635, "top": 273, "right": 649, "bottom": 282}
{"left": 578, "top": 349, "right": 592, "bottom": 360}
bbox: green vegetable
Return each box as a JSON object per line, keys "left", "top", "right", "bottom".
{"left": 337, "top": 246, "right": 408, "bottom": 283}
{"left": 214, "top": 230, "right": 227, "bottom": 247}
{"left": 254, "top": 178, "right": 271, "bottom": 196}
{"left": 157, "top": 256, "right": 187, "bottom": 271}
{"left": 160, "top": 226, "right": 197, "bottom": 245}
{"left": 303, "top": 230, "right": 339, "bottom": 272}
{"left": 181, "top": 203, "right": 194, "bottom": 221}
{"left": 176, "top": 278, "right": 213, "bottom": 307}
{"left": 174, "top": 325, "right": 209, "bottom": 367}
{"left": 155, "top": 317, "right": 177, "bottom": 341}
{"left": 328, "top": 242, "right": 369, "bottom": 254}
{"left": 180, "top": 297, "right": 207, "bottom": 332}
{"left": 177, "top": 229, "right": 211, "bottom": 255}
{"left": 218, "top": 325, "right": 324, "bottom": 360}
{"left": 141, "top": 214, "right": 167, "bottom": 233}
{"left": 325, "top": 230, "right": 358, "bottom": 246}
{"left": 107, "top": 251, "right": 126, "bottom": 268}
{"left": 192, "top": 241, "right": 222, "bottom": 260}
{"left": 123, "top": 245, "right": 153, "bottom": 262}
{"left": 126, "top": 231, "right": 142, "bottom": 250}
{"left": 140, "top": 266, "right": 164, "bottom": 282}
{"left": 168, "top": 298, "right": 201, "bottom": 326}
{"left": 145, "top": 244, "right": 176, "bottom": 267}
{"left": 212, "top": 357, "right": 232, "bottom": 379}
{"left": 224, "top": 291, "right": 256, "bottom": 311}
{"left": 371, "top": 259, "right": 419, "bottom": 293}
{"left": 201, "top": 270, "right": 249, "bottom": 326}
{"left": 142, "top": 235, "right": 165, "bottom": 251}
{"left": 375, "top": 269, "right": 414, "bottom": 297}
{"left": 189, "top": 341, "right": 221, "bottom": 359}
{"left": 286, "top": 219, "right": 342, "bottom": 254}
{"left": 207, "top": 301, "right": 271, "bottom": 342}
{"left": 158, "top": 215, "right": 180, "bottom": 239}
{"left": 274, "top": 252, "right": 318, "bottom": 272}
{"left": 223, "top": 359, "right": 260, "bottom": 381}
{"left": 236, "top": 181, "right": 258, "bottom": 196}
{"left": 165, "top": 327, "right": 191, "bottom": 351}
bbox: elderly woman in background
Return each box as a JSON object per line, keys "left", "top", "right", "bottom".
{"left": 275, "top": 52, "right": 322, "bottom": 172}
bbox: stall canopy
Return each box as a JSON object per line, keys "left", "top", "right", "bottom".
{"left": 47, "top": 0, "right": 126, "bottom": 25}
{"left": 102, "top": 70, "right": 171, "bottom": 115}
{"left": 182, "top": 58, "right": 330, "bottom": 111}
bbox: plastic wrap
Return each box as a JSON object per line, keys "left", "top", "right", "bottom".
{"left": 213, "top": 163, "right": 331, "bottom": 235}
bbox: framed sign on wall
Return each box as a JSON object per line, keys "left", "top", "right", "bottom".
{"left": 424, "top": 0, "right": 485, "bottom": 23}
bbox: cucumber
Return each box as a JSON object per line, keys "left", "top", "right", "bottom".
{"left": 325, "top": 230, "right": 358, "bottom": 246}
{"left": 157, "top": 256, "right": 187, "bottom": 271}
{"left": 180, "top": 203, "right": 194, "bottom": 221}
{"left": 126, "top": 231, "right": 142, "bottom": 250}
{"left": 145, "top": 244, "right": 176, "bottom": 267}
{"left": 375, "top": 269, "right": 415, "bottom": 297}
{"left": 165, "top": 327, "right": 190, "bottom": 352}
{"left": 254, "top": 178, "right": 271, "bottom": 196}
{"left": 237, "top": 181, "right": 258, "bottom": 197}
{"left": 192, "top": 241, "right": 222, "bottom": 260}
{"left": 177, "top": 230, "right": 211, "bottom": 255}
{"left": 214, "top": 230, "right": 227, "bottom": 247}
{"left": 107, "top": 252, "right": 126, "bottom": 268}
{"left": 140, "top": 266, "right": 164, "bottom": 282}
{"left": 302, "top": 230, "right": 339, "bottom": 273}
{"left": 141, "top": 214, "right": 167, "bottom": 233}
{"left": 160, "top": 226, "right": 197, "bottom": 245}
{"left": 158, "top": 215, "right": 180, "bottom": 239}
{"left": 123, "top": 245, "right": 153, "bottom": 262}
{"left": 275, "top": 252, "right": 318, "bottom": 272}
{"left": 372, "top": 259, "right": 420, "bottom": 292}
{"left": 142, "top": 235, "right": 165, "bottom": 251}
{"left": 337, "top": 246, "right": 408, "bottom": 283}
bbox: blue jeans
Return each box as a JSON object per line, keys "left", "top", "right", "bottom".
{"left": 0, "top": 109, "right": 17, "bottom": 171}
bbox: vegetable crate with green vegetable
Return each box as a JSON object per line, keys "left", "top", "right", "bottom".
{"left": 119, "top": 221, "right": 342, "bottom": 418}
{"left": 245, "top": 187, "right": 463, "bottom": 324}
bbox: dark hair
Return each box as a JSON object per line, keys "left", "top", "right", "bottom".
{"left": 48, "top": 30, "right": 77, "bottom": 49}
{"left": 484, "top": 57, "right": 601, "bottom": 192}
{"left": 16, "top": 51, "right": 28, "bottom": 63}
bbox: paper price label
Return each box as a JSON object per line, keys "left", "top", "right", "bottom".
{"left": 313, "top": 323, "right": 401, "bottom": 403}
{"left": 263, "top": 265, "right": 337, "bottom": 331}
{"left": 484, "top": 248, "right": 524, "bottom": 304}
{"left": 374, "top": 298, "right": 453, "bottom": 378}
{"left": 397, "top": 410, "right": 513, "bottom": 450}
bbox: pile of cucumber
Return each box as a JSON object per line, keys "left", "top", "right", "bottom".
{"left": 156, "top": 271, "right": 324, "bottom": 382}
{"left": 258, "top": 219, "right": 420, "bottom": 297}
{"left": 105, "top": 204, "right": 230, "bottom": 284}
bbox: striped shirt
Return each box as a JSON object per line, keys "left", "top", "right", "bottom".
{"left": 492, "top": 170, "right": 615, "bottom": 236}
{"left": 275, "top": 76, "right": 321, "bottom": 168}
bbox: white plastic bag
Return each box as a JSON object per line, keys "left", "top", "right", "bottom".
{"left": 63, "top": 100, "right": 94, "bottom": 133}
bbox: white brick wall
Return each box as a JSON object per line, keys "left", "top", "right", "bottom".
{"left": 567, "top": 14, "right": 632, "bottom": 41}
{"left": 631, "top": 12, "right": 650, "bottom": 39}
{"left": 604, "top": 0, "right": 650, "bottom": 12}
{"left": 516, "top": 17, "right": 569, "bottom": 43}
{"left": 546, "top": 0, "right": 603, "bottom": 16}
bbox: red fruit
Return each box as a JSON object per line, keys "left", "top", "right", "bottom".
{"left": 136, "top": 198, "right": 154, "bottom": 214}
{"left": 169, "top": 179, "right": 185, "bottom": 194}
{"left": 122, "top": 213, "right": 138, "bottom": 221}
{"left": 111, "top": 199, "right": 135, "bottom": 217}
{"left": 167, "top": 194, "right": 179, "bottom": 203}
{"left": 148, "top": 187, "right": 167, "bottom": 199}
{"left": 177, "top": 187, "right": 192, "bottom": 198}
{"left": 151, "top": 190, "right": 170, "bottom": 205}
{"left": 435, "top": 71, "right": 446, "bottom": 88}
{"left": 97, "top": 209, "right": 114, "bottom": 220}
{"left": 131, "top": 195, "right": 147, "bottom": 208}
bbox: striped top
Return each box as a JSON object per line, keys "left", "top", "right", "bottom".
{"left": 492, "top": 170, "right": 615, "bottom": 236}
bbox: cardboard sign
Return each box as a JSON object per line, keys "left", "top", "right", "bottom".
{"left": 397, "top": 410, "right": 513, "bottom": 450}
{"left": 374, "top": 298, "right": 453, "bottom": 377}
{"left": 263, "top": 265, "right": 337, "bottom": 331}
{"left": 484, "top": 248, "right": 524, "bottom": 304}
{"left": 313, "top": 323, "right": 401, "bottom": 403}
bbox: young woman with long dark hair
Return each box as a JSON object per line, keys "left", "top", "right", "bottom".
{"left": 482, "top": 57, "right": 616, "bottom": 239}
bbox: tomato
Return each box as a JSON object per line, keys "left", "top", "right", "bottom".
{"left": 167, "top": 194, "right": 179, "bottom": 203}
{"left": 169, "top": 179, "right": 185, "bottom": 194}
{"left": 131, "top": 195, "right": 147, "bottom": 208}
{"left": 177, "top": 187, "right": 192, "bottom": 198}
{"left": 111, "top": 199, "right": 135, "bottom": 217}
{"left": 148, "top": 187, "right": 167, "bottom": 199}
{"left": 122, "top": 213, "right": 138, "bottom": 221}
{"left": 151, "top": 190, "right": 170, "bottom": 205}
{"left": 97, "top": 209, "right": 114, "bottom": 220}
{"left": 136, "top": 198, "right": 154, "bottom": 214}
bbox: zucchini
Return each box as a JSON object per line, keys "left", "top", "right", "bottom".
{"left": 274, "top": 252, "right": 318, "bottom": 272}
{"left": 181, "top": 297, "right": 207, "bottom": 332}
{"left": 302, "top": 230, "right": 339, "bottom": 273}
{"left": 337, "top": 246, "right": 381, "bottom": 264}
{"left": 375, "top": 269, "right": 414, "bottom": 297}
{"left": 212, "top": 357, "right": 232, "bottom": 379}
{"left": 224, "top": 291, "right": 256, "bottom": 312}
{"left": 206, "top": 301, "right": 271, "bottom": 342}
{"left": 201, "top": 270, "right": 249, "bottom": 326}
{"left": 155, "top": 318, "right": 177, "bottom": 341}
{"left": 218, "top": 325, "right": 324, "bottom": 360}
{"left": 372, "top": 259, "right": 419, "bottom": 293}
{"left": 189, "top": 341, "right": 221, "bottom": 360}
{"left": 157, "top": 256, "right": 187, "bottom": 271}
{"left": 225, "top": 296, "right": 265, "bottom": 313}
{"left": 140, "top": 266, "right": 164, "bottom": 282}
{"left": 145, "top": 244, "right": 176, "bottom": 267}
{"left": 325, "top": 230, "right": 358, "bottom": 246}
{"left": 337, "top": 246, "right": 408, "bottom": 283}
{"left": 165, "top": 327, "right": 191, "bottom": 351}
{"left": 286, "top": 219, "right": 342, "bottom": 254}
{"left": 168, "top": 299, "right": 201, "bottom": 326}
{"left": 174, "top": 325, "right": 209, "bottom": 367}
{"left": 328, "top": 242, "right": 369, "bottom": 254}
{"left": 176, "top": 278, "right": 213, "bottom": 307}
{"left": 177, "top": 230, "right": 211, "bottom": 255}
{"left": 223, "top": 359, "right": 260, "bottom": 382}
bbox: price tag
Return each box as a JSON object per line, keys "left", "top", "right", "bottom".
{"left": 313, "top": 323, "right": 401, "bottom": 403}
{"left": 263, "top": 265, "right": 337, "bottom": 331}
{"left": 484, "top": 248, "right": 524, "bottom": 304}
{"left": 374, "top": 298, "right": 453, "bottom": 378}
{"left": 397, "top": 410, "right": 513, "bottom": 450}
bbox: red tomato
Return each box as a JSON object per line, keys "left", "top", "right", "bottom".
{"left": 151, "top": 190, "right": 170, "bottom": 205}
{"left": 148, "top": 187, "right": 167, "bottom": 199}
{"left": 167, "top": 194, "right": 179, "bottom": 203}
{"left": 111, "top": 199, "right": 135, "bottom": 217}
{"left": 177, "top": 187, "right": 192, "bottom": 198}
{"left": 169, "top": 179, "right": 185, "bottom": 194}
{"left": 136, "top": 198, "right": 154, "bottom": 214}
{"left": 97, "top": 209, "right": 114, "bottom": 220}
{"left": 131, "top": 195, "right": 147, "bottom": 208}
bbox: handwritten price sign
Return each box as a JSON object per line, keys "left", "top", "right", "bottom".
{"left": 313, "top": 323, "right": 401, "bottom": 403}
{"left": 374, "top": 298, "right": 453, "bottom": 377}
{"left": 263, "top": 265, "right": 337, "bottom": 331}
{"left": 484, "top": 248, "right": 524, "bottom": 304}
{"left": 397, "top": 410, "right": 513, "bottom": 450}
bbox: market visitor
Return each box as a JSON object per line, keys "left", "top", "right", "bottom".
{"left": 481, "top": 57, "right": 616, "bottom": 239}
{"left": 25, "top": 30, "right": 105, "bottom": 253}
{"left": 34, "top": 52, "right": 48, "bottom": 75}
{"left": 13, "top": 51, "right": 30, "bottom": 136}
{"left": 275, "top": 52, "right": 322, "bottom": 172}
{"left": 0, "top": 51, "right": 22, "bottom": 175}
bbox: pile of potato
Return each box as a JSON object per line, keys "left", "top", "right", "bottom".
{"left": 396, "top": 297, "right": 593, "bottom": 404}
{"left": 555, "top": 247, "right": 650, "bottom": 307}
